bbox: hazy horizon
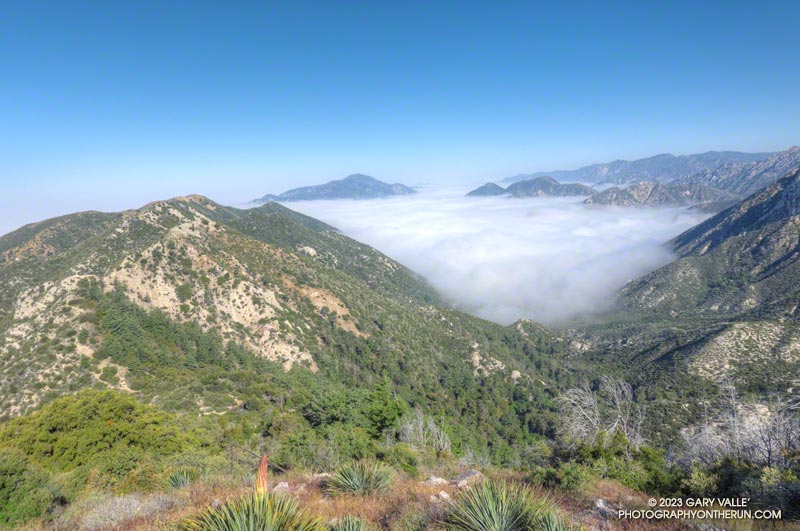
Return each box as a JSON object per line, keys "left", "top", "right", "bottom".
{"left": 2, "top": 143, "right": 795, "bottom": 237}
{"left": 3, "top": 2, "right": 800, "bottom": 235}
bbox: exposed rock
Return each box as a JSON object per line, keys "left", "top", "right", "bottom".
{"left": 299, "top": 246, "right": 317, "bottom": 257}
{"left": 452, "top": 469, "right": 484, "bottom": 488}
{"left": 422, "top": 476, "right": 448, "bottom": 486}
{"left": 594, "top": 498, "right": 615, "bottom": 518}
{"left": 272, "top": 481, "right": 289, "bottom": 492}
{"left": 429, "top": 490, "right": 453, "bottom": 504}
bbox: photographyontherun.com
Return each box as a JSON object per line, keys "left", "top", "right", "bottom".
{"left": 619, "top": 498, "right": 782, "bottom": 521}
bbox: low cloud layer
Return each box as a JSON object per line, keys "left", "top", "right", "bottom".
{"left": 283, "top": 188, "right": 710, "bottom": 325}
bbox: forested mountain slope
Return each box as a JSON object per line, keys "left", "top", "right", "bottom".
{"left": 573, "top": 168, "right": 800, "bottom": 438}
{"left": 0, "top": 195, "right": 576, "bottom": 460}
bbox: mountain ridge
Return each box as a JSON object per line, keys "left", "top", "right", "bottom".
{"left": 584, "top": 181, "right": 737, "bottom": 208}
{"left": 255, "top": 174, "right": 416, "bottom": 202}
{"left": 674, "top": 146, "right": 800, "bottom": 197}
{"left": 0, "top": 194, "right": 573, "bottom": 465}
{"left": 503, "top": 150, "right": 775, "bottom": 186}
{"left": 465, "top": 176, "right": 596, "bottom": 198}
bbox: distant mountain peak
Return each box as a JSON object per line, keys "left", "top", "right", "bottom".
{"left": 506, "top": 177, "right": 595, "bottom": 198}
{"left": 466, "top": 183, "right": 506, "bottom": 197}
{"left": 256, "top": 174, "right": 416, "bottom": 202}
{"left": 465, "top": 176, "right": 595, "bottom": 198}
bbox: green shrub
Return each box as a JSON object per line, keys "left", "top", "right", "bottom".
{"left": 682, "top": 466, "right": 719, "bottom": 497}
{"left": 0, "top": 389, "right": 196, "bottom": 473}
{"left": 566, "top": 433, "right": 678, "bottom": 493}
{"left": 176, "top": 283, "right": 193, "bottom": 302}
{"left": 380, "top": 443, "right": 419, "bottom": 478}
{"left": 327, "top": 461, "right": 394, "bottom": 496}
{"left": 0, "top": 448, "right": 56, "bottom": 529}
{"left": 554, "top": 463, "right": 593, "bottom": 492}
{"left": 182, "top": 492, "right": 322, "bottom": 531}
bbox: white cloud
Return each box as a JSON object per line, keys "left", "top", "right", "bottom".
{"left": 280, "top": 187, "right": 710, "bottom": 326}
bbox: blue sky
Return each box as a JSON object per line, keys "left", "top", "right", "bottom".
{"left": 1, "top": 0, "right": 799, "bottom": 233}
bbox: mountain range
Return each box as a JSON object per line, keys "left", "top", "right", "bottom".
{"left": 573, "top": 166, "right": 800, "bottom": 438}
{"left": 503, "top": 150, "right": 774, "bottom": 186}
{"left": 3, "top": 158, "right": 800, "bottom": 528}
{"left": 466, "top": 176, "right": 595, "bottom": 198}
{"left": 674, "top": 145, "right": 800, "bottom": 197}
{"left": 255, "top": 174, "right": 416, "bottom": 202}
{"left": 584, "top": 181, "right": 737, "bottom": 207}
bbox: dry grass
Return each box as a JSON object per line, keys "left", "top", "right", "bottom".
{"left": 296, "top": 476, "right": 452, "bottom": 526}
{"left": 13, "top": 470, "right": 800, "bottom": 531}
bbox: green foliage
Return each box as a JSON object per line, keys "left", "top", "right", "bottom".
{"left": 532, "top": 511, "right": 583, "bottom": 531}
{"left": 566, "top": 432, "right": 677, "bottom": 493}
{"left": 168, "top": 469, "right": 194, "bottom": 489}
{"left": 445, "top": 480, "right": 571, "bottom": 531}
{"left": 0, "top": 389, "right": 221, "bottom": 520}
{"left": 176, "top": 282, "right": 193, "bottom": 302}
{"left": 0, "top": 448, "right": 56, "bottom": 529}
{"left": 365, "top": 377, "right": 406, "bottom": 439}
{"left": 0, "top": 389, "right": 196, "bottom": 473}
{"left": 182, "top": 493, "right": 323, "bottom": 531}
{"left": 327, "top": 461, "right": 394, "bottom": 496}
{"left": 328, "top": 516, "right": 376, "bottom": 531}
{"left": 682, "top": 466, "right": 719, "bottom": 497}
{"left": 379, "top": 443, "right": 419, "bottom": 478}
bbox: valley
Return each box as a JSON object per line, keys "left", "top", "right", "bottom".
{"left": 2, "top": 161, "right": 800, "bottom": 530}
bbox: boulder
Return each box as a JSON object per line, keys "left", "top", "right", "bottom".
{"left": 452, "top": 469, "right": 484, "bottom": 488}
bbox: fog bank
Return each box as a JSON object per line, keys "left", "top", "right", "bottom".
{"left": 283, "top": 188, "right": 709, "bottom": 325}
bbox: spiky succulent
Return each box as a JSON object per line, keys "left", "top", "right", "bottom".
{"left": 327, "top": 515, "right": 376, "bottom": 531}
{"left": 182, "top": 493, "right": 323, "bottom": 531}
{"left": 445, "top": 480, "right": 579, "bottom": 531}
{"left": 326, "top": 461, "right": 394, "bottom": 497}
{"left": 168, "top": 469, "right": 194, "bottom": 489}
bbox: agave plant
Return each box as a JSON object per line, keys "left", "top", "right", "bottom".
{"left": 182, "top": 493, "right": 323, "bottom": 531}
{"left": 327, "top": 515, "right": 376, "bottom": 531}
{"left": 169, "top": 469, "right": 194, "bottom": 489}
{"left": 326, "top": 461, "right": 394, "bottom": 496}
{"left": 445, "top": 480, "right": 579, "bottom": 531}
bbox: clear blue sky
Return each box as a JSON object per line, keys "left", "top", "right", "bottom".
{"left": 1, "top": 1, "right": 799, "bottom": 233}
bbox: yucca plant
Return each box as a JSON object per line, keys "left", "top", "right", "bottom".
{"left": 326, "top": 461, "right": 394, "bottom": 496}
{"left": 182, "top": 492, "right": 323, "bottom": 531}
{"left": 445, "top": 480, "right": 577, "bottom": 531}
{"left": 169, "top": 469, "right": 194, "bottom": 489}
{"left": 327, "top": 516, "right": 376, "bottom": 531}
{"left": 533, "top": 511, "right": 583, "bottom": 531}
